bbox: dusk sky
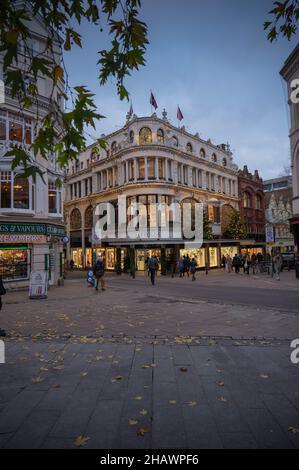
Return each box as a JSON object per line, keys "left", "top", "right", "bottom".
{"left": 64, "top": 0, "right": 299, "bottom": 180}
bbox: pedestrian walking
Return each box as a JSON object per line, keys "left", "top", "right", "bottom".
{"left": 93, "top": 257, "right": 106, "bottom": 291}
{"left": 0, "top": 275, "right": 6, "bottom": 337}
{"left": 232, "top": 254, "right": 241, "bottom": 274}
{"left": 273, "top": 253, "right": 283, "bottom": 281}
{"left": 226, "top": 255, "right": 232, "bottom": 273}
{"left": 69, "top": 259, "right": 74, "bottom": 270}
{"left": 243, "top": 255, "right": 250, "bottom": 275}
{"left": 190, "top": 258, "right": 197, "bottom": 281}
{"left": 179, "top": 258, "right": 185, "bottom": 277}
{"left": 221, "top": 255, "right": 227, "bottom": 271}
{"left": 148, "top": 255, "right": 159, "bottom": 285}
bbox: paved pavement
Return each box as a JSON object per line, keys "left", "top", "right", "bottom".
{"left": 0, "top": 270, "right": 299, "bottom": 449}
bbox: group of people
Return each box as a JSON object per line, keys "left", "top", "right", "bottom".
{"left": 178, "top": 255, "right": 198, "bottom": 281}
{"left": 221, "top": 252, "right": 283, "bottom": 280}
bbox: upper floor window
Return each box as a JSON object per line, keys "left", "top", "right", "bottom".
{"left": 243, "top": 192, "right": 252, "bottom": 208}
{"left": 0, "top": 171, "right": 34, "bottom": 211}
{"left": 200, "top": 148, "right": 206, "bottom": 158}
{"left": 48, "top": 178, "right": 62, "bottom": 215}
{"left": 70, "top": 208, "right": 82, "bottom": 230}
{"left": 222, "top": 158, "right": 227, "bottom": 167}
{"left": 129, "top": 130, "right": 134, "bottom": 144}
{"left": 211, "top": 153, "right": 217, "bottom": 162}
{"left": 172, "top": 135, "right": 179, "bottom": 147}
{"left": 0, "top": 111, "right": 33, "bottom": 145}
{"left": 111, "top": 141, "right": 117, "bottom": 154}
{"left": 157, "top": 128, "right": 164, "bottom": 143}
{"left": 255, "top": 194, "right": 262, "bottom": 210}
{"left": 139, "top": 127, "right": 152, "bottom": 144}
{"left": 186, "top": 142, "right": 193, "bottom": 153}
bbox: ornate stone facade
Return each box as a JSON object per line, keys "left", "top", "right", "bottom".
{"left": 64, "top": 114, "right": 263, "bottom": 270}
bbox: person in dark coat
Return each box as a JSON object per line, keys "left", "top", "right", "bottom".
{"left": 0, "top": 276, "right": 6, "bottom": 337}
{"left": 93, "top": 258, "right": 106, "bottom": 291}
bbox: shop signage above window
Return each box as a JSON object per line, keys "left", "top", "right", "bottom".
{"left": 0, "top": 234, "right": 47, "bottom": 244}
{"left": 0, "top": 223, "right": 65, "bottom": 238}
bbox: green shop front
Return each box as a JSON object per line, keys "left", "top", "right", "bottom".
{"left": 0, "top": 222, "right": 65, "bottom": 287}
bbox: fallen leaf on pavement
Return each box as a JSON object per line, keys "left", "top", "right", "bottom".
{"left": 218, "top": 397, "right": 228, "bottom": 403}
{"left": 32, "top": 376, "right": 44, "bottom": 384}
{"left": 128, "top": 419, "right": 138, "bottom": 426}
{"left": 74, "top": 435, "right": 90, "bottom": 447}
{"left": 137, "top": 427, "right": 150, "bottom": 437}
{"left": 288, "top": 427, "right": 299, "bottom": 434}
{"left": 140, "top": 409, "right": 148, "bottom": 416}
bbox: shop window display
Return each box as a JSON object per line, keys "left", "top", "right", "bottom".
{"left": 0, "top": 248, "right": 29, "bottom": 280}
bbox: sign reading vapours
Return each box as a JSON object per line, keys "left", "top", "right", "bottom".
{"left": 0, "top": 340, "right": 4, "bottom": 364}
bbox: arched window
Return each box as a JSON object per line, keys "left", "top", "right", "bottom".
{"left": 48, "top": 178, "right": 62, "bottom": 214}
{"left": 222, "top": 157, "right": 227, "bottom": 167}
{"left": 111, "top": 141, "right": 117, "bottom": 154}
{"left": 200, "top": 148, "right": 206, "bottom": 158}
{"left": 243, "top": 192, "right": 252, "bottom": 208}
{"left": 139, "top": 127, "right": 152, "bottom": 144}
{"left": 90, "top": 149, "right": 97, "bottom": 163}
{"left": 172, "top": 135, "right": 178, "bottom": 147}
{"left": 70, "top": 208, "right": 82, "bottom": 230}
{"left": 13, "top": 175, "right": 29, "bottom": 210}
{"left": 211, "top": 153, "right": 217, "bottom": 162}
{"left": 84, "top": 205, "right": 93, "bottom": 229}
{"left": 255, "top": 194, "right": 262, "bottom": 210}
{"left": 157, "top": 128, "right": 164, "bottom": 143}
{"left": 129, "top": 130, "right": 134, "bottom": 144}
{"left": 186, "top": 142, "right": 193, "bottom": 153}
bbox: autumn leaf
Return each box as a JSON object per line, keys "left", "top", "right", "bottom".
{"left": 260, "top": 374, "right": 269, "bottom": 379}
{"left": 140, "top": 409, "right": 148, "bottom": 416}
{"left": 32, "top": 376, "right": 45, "bottom": 383}
{"left": 186, "top": 401, "right": 197, "bottom": 407}
{"left": 137, "top": 427, "right": 150, "bottom": 437}
{"left": 288, "top": 427, "right": 299, "bottom": 434}
{"left": 218, "top": 397, "right": 228, "bottom": 403}
{"left": 74, "top": 435, "right": 90, "bottom": 447}
{"left": 216, "top": 381, "right": 225, "bottom": 387}
{"left": 111, "top": 375, "right": 123, "bottom": 383}
{"left": 169, "top": 400, "right": 177, "bottom": 405}
{"left": 134, "top": 396, "right": 142, "bottom": 400}
{"left": 128, "top": 419, "right": 138, "bottom": 426}
{"left": 180, "top": 367, "right": 188, "bottom": 373}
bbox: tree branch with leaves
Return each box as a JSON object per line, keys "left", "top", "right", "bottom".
{"left": 0, "top": 0, "right": 148, "bottom": 182}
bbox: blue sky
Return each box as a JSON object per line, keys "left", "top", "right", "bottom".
{"left": 64, "top": 0, "right": 299, "bottom": 180}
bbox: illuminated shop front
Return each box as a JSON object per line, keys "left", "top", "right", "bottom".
{"left": 180, "top": 248, "right": 206, "bottom": 268}
{"left": 209, "top": 246, "right": 219, "bottom": 267}
{"left": 0, "top": 222, "right": 65, "bottom": 286}
{"left": 0, "top": 245, "right": 30, "bottom": 280}
{"left": 240, "top": 247, "right": 264, "bottom": 258}
{"left": 136, "top": 248, "right": 161, "bottom": 271}
{"left": 220, "top": 246, "right": 239, "bottom": 258}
